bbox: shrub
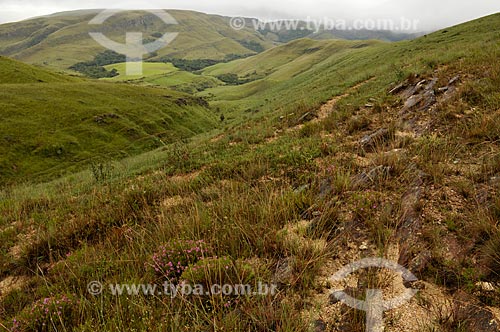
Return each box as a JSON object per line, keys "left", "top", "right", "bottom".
{"left": 11, "top": 294, "right": 80, "bottom": 332}
{"left": 180, "top": 257, "right": 257, "bottom": 287}
{"left": 149, "top": 240, "right": 211, "bottom": 282}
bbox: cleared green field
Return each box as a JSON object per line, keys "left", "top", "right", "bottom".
{"left": 103, "top": 62, "right": 178, "bottom": 80}
{"left": 102, "top": 61, "right": 222, "bottom": 92}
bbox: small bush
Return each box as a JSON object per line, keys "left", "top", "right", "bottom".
{"left": 90, "top": 161, "right": 113, "bottom": 183}
{"left": 347, "top": 115, "right": 371, "bottom": 133}
{"left": 149, "top": 239, "right": 211, "bottom": 282}
{"left": 180, "top": 257, "right": 257, "bottom": 287}
{"left": 299, "top": 122, "right": 321, "bottom": 138}
{"left": 11, "top": 294, "right": 80, "bottom": 332}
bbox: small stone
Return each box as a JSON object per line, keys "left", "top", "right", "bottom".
{"left": 403, "top": 280, "right": 426, "bottom": 290}
{"left": 448, "top": 75, "right": 460, "bottom": 85}
{"left": 476, "top": 282, "right": 496, "bottom": 292}
{"left": 329, "top": 292, "right": 341, "bottom": 304}
{"left": 359, "top": 242, "right": 369, "bottom": 250}
{"left": 314, "top": 319, "right": 327, "bottom": 332}
{"left": 360, "top": 128, "right": 391, "bottom": 150}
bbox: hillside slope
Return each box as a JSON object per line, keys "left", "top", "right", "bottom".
{"left": 0, "top": 10, "right": 275, "bottom": 69}
{"left": 201, "top": 13, "right": 500, "bottom": 118}
{"left": 0, "top": 56, "right": 77, "bottom": 83}
{"left": 0, "top": 12, "right": 500, "bottom": 332}
{"left": 0, "top": 10, "right": 420, "bottom": 72}
{"left": 0, "top": 59, "right": 217, "bottom": 185}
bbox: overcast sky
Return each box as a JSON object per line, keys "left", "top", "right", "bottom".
{"left": 1, "top": 0, "right": 499, "bottom": 31}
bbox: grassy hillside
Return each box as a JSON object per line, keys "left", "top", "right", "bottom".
{"left": 0, "top": 9, "right": 421, "bottom": 73}
{"left": 103, "top": 62, "right": 178, "bottom": 81}
{"left": 0, "top": 59, "right": 217, "bottom": 185}
{"left": 0, "top": 56, "right": 77, "bottom": 83}
{"left": 103, "top": 62, "right": 222, "bottom": 93}
{"left": 200, "top": 13, "right": 500, "bottom": 120}
{"left": 1, "top": 12, "right": 500, "bottom": 332}
{"left": 0, "top": 10, "right": 275, "bottom": 69}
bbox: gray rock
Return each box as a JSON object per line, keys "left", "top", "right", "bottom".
{"left": 389, "top": 82, "right": 407, "bottom": 95}
{"left": 314, "top": 319, "right": 327, "bottom": 332}
{"left": 352, "top": 165, "right": 392, "bottom": 189}
{"left": 273, "top": 257, "right": 293, "bottom": 287}
{"left": 453, "top": 290, "right": 500, "bottom": 332}
{"left": 298, "top": 112, "right": 317, "bottom": 123}
{"left": 448, "top": 75, "right": 460, "bottom": 85}
{"left": 329, "top": 291, "right": 342, "bottom": 304}
{"left": 400, "top": 77, "right": 438, "bottom": 114}
{"left": 360, "top": 128, "right": 391, "bottom": 150}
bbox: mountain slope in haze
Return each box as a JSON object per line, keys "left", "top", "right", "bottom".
{"left": 0, "top": 10, "right": 275, "bottom": 69}
{"left": 257, "top": 20, "right": 421, "bottom": 43}
{"left": 0, "top": 57, "right": 217, "bottom": 185}
{"left": 1, "top": 13, "right": 500, "bottom": 332}
{"left": 0, "top": 9, "right": 420, "bottom": 72}
{"left": 200, "top": 13, "right": 500, "bottom": 117}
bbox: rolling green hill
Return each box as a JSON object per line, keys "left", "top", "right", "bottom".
{"left": 0, "top": 10, "right": 421, "bottom": 73}
{"left": 0, "top": 55, "right": 77, "bottom": 83}
{"left": 0, "top": 10, "right": 276, "bottom": 70}
{"left": 200, "top": 13, "right": 500, "bottom": 118}
{"left": 102, "top": 61, "right": 222, "bottom": 93}
{"left": 1, "top": 11, "right": 500, "bottom": 332}
{"left": 0, "top": 57, "right": 217, "bottom": 185}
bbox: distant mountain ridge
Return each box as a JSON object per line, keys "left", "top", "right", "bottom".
{"left": 0, "top": 9, "right": 420, "bottom": 70}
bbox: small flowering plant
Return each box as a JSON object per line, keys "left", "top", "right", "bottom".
{"left": 149, "top": 239, "right": 211, "bottom": 282}
{"left": 349, "top": 191, "right": 381, "bottom": 222}
{"left": 11, "top": 294, "right": 79, "bottom": 332}
{"left": 180, "top": 257, "right": 255, "bottom": 287}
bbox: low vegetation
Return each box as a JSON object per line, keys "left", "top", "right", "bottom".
{"left": 0, "top": 12, "right": 499, "bottom": 332}
{"left": 69, "top": 50, "right": 124, "bottom": 78}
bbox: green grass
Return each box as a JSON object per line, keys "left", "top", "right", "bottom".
{"left": 103, "top": 61, "right": 222, "bottom": 93}
{"left": 200, "top": 13, "right": 500, "bottom": 122}
{"left": 1, "top": 12, "right": 500, "bottom": 332}
{"left": 0, "top": 77, "right": 217, "bottom": 185}
{"left": 103, "top": 62, "right": 178, "bottom": 81}
{"left": 0, "top": 10, "right": 275, "bottom": 70}
{"left": 0, "top": 56, "right": 78, "bottom": 83}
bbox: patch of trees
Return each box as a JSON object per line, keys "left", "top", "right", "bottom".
{"left": 216, "top": 73, "right": 255, "bottom": 85}
{"left": 159, "top": 53, "right": 252, "bottom": 72}
{"left": 69, "top": 50, "right": 125, "bottom": 78}
{"left": 238, "top": 40, "right": 265, "bottom": 53}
